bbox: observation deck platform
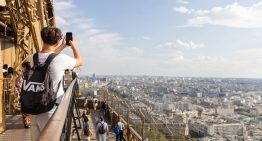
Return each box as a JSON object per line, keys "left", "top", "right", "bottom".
{"left": 0, "top": 109, "right": 116, "bottom": 141}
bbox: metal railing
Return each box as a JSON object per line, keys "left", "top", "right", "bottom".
{"left": 38, "top": 79, "right": 82, "bottom": 141}
{"left": 100, "top": 90, "right": 144, "bottom": 141}
{"left": 101, "top": 89, "right": 192, "bottom": 141}
{"left": 3, "top": 77, "right": 16, "bottom": 114}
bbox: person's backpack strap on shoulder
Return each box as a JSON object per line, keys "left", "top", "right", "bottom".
{"left": 33, "top": 53, "right": 39, "bottom": 68}
{"left": 32, "top": 53, "right": 58, "bottom": 69}
{"left": 43, "top": 53, "right": 59, "bottom": 70}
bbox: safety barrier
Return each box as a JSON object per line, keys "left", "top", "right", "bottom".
{"left": 38, "top": 79, "right": 82, "bottom": 141}
{"left": 2, "top": 77, "right": 16, "bottom": 114}
{"left": 100, "top": 90, "right": 144, "bottom": 141}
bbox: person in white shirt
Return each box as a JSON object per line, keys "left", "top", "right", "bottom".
{"left": 116, "top": 119, "right": 125, "bottom": 141}
{"left": 30, "top": 26, "right": 82, "bottom": 141}
{"left": 93, "top": 96, "right": 98, "bottom": 111}
{"left": 96, "top": 116, "right": 109, "bottom": 141}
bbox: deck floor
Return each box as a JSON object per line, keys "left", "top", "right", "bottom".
{"left": 0, "top": 110, "right": 116, "bottom": 141}
{"left": 0, "top": 115, "right": 31, "bottom": 141}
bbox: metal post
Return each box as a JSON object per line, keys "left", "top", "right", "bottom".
{"left": 117, "top": 102, "right": 120, "bottom": 116}
{"left": 103, "top": 90, "right": 105, "bottom": 101}
{"left": 111, "top": 109, "right": 114, "bottom": 126}
{"left": 127, "top": 107, "right": 130, "bottom": 141}
{"left": 110, "top": 96, "right": 114, "bottom": 125}
{"left": 106, "top": 89, "right": 109, "bottom": 103}
{"left": 141, "top": 117, "right": 144, "bottom": 141}
{"left": 139, "top": 109, "right": 145, "bottom": 141}
{"left": 74, "top": 95, "right": 82, "bottom": 128}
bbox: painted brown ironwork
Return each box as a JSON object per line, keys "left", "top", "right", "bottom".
{"left": 0, "top": 0, "right": 56, "bottom": 132}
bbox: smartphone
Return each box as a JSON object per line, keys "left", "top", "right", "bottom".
{"left": 66, "top": 32, "right": 72, "bottom": 45}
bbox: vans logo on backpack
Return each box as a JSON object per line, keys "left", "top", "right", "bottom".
{"left": 23, "top": 80, "right": 45, "bottom": 92}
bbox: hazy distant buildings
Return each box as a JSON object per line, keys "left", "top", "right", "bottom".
{"left": 100, "top": 75, "right": 262, "bottom": 140}
{"left": 216, "top": 106, "right": 234, "bottom": 116}
{"left": 250, "top": 106, "right": 262, "bottom": 116}
{"left": 197, "top": 92, "right": 202, "bottom": 98}
{"left": 210, "top": 123, "right": 244, "bottom": 136}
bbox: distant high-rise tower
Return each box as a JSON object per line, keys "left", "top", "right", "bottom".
{"left": 92, "top": 73, "right": 96, "bottom": 82}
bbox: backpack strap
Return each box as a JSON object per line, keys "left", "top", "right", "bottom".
{"left": 43, "top": 53, "right": 59, "bottom": 70}
{"left": 33, "top": 53, "right": 59, "bottom": 70}
{"left": 33, "top": 53, "right": 39, "bottom": 69}
{"left": 100, "top": 123, "right": 104, "bottom": 129}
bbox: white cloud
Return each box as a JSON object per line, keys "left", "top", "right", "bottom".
{"left": 235, "top": 48, "right": 262, "bottom": 57}
{"left": 56, "top": 16, "right": 70, "bottom": 26}
{"left": 157, "top": 40, "right": 204, "bottom": 50}
{"left": 55, "top": 0, "right": 75, "bottom": 12}
{"left": 142, "top": 36, "right": 152, "bottom": 40}
{"left": 194, "top": 56, "right": 225, "bottom": 63}
{"left": 176, "top": 0, "right": 189, "bottom": 5}
{"left": 159, "top": 51, "right": 262, "bottom": 78}
{"left": 54, "top": 0, "right": 162, "bottom": 76}
{"left": 54, "top": 0, "right": 262, "bottom": 78}
{"left": 87, "top": 33, "right": 122, "bottom": 44}
{"left": 174, "top": 2, "right": 262, "bottom": 28}
{"left": 131, "top": 47, "right": 144, "bottom": 55}
{"left": 171, "top": 51, "right": 184, "bottom": 61}
{"left": 174, "top": 7, "right": 209, "bottom": 15}
{"left": 173, "top": 7, "right": 191, "bottom": 14}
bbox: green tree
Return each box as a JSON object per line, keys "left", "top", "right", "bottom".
{"left": 145, "top": 128, "right": 168, "bottom": 141}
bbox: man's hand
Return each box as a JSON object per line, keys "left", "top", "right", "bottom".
{"left": 55, "top": 36, "right": 66, "bottom": 53}
{"left": 67, "top": 36, "right": 83, "bottom": 67}
{"left": 69, "top": 37, "right": 76, "bottom": 48}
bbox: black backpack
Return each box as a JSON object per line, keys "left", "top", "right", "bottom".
{"left": 20, "top": 53, "right": 59, "bottom": 115}
{"left": 98, "top": 123, "right": 106, "bottom": 134}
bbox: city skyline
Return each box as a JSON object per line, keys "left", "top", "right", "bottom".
{"left": 55, "top": 0, "right": 262, "bottom": 78}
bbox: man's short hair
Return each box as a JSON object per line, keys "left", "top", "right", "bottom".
{"left": 100, "top": 116, "right": 104, "bottom": 121}
{"left": 41, "top": 27, "right": 62, "bottom": 45}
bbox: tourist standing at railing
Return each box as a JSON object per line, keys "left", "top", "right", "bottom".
{"left": 16, "top": 61, "right": 32, "bottom": 128}
{"left": 2, "top": 64, "right": 8, "bottom": 77}
{"left": 93, "top": 96, "right": 98, "bottom": 111}
{"left": 5, "top": 67, "right": 14, "bottom": 112}
{"left": 28, "top": 27, "right": 82, "bottom": 141}
{"left": 63, "top": 69, "right": 72, "bottom": 91}
{"left": 96, "top": 116, "right": 109, "bottom": 141}
{"left": 82, "top": 110, "right": 90, "bottom": 128}
{"left": 100, "top": 101, "right": 108, "bottom": 117}
{"left": 115, "top": 118, "right": 125, "bottom": 141}
{"left": 7, "top": 67, "right": 14, "bottom": 79}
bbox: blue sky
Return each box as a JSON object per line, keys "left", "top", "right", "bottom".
{"left": 55, "top": 0, "right": 262, "bottom": 78}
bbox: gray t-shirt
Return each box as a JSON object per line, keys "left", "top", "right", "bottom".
{"left": 96, "top": 121, "right": 109, "bottom": 134}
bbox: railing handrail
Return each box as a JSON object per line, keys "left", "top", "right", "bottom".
{"left": 38, "top": 79, "right": 77, "bottom": 141}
